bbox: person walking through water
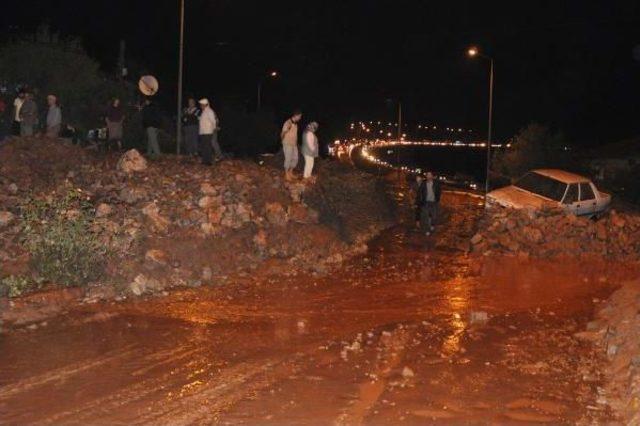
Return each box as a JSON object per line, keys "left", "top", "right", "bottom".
{"left": 416, "top": 171, "right": 442, "bottom": 236}
{"left": 105, "top": 98, "right": 124, "bottom": 150}
{"left": 45, "top": 94, "right": 62, "bottom": 138}
{"left": 198, "top": 98, "right": 217, "bottom": 166}
{"left": 301, "top": 121, "right": 319, "bottom": 182}
{"left": 182, "top": 97, "right": 200, "bottom": 156}
{"left": 280, "top": 110, "right": 302, "bottom": 181}
{"left": 141, "top": 98, "right": 161, "bottom": 159}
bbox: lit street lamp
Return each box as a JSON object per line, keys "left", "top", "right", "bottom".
{"left": 257, "top": 70, "right": 278, "bottom": 111}
{"left": 467, "top": 46, "right": 494, "bottom": 201}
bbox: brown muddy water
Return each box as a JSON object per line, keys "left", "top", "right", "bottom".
{"left": 1, "top": 193, "right": 637, "bottom": 425}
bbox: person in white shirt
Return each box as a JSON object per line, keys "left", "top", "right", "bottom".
{"left": 11, "top": 90, "right": 25, "bottom": 136}
{"left": 46, "top": 94, "right": 62, "bottom": 138}
{"left": 198, "top": 98, "right": 217, "bottom": 165}
{"left": 280, "top": 110, "right": 302, "bottom": 180}
{"left": 301, "top": 121, "right": 319, "bottom": 181}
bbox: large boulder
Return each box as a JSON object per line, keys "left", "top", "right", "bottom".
{"left": 0, "top": 211, "right": 15, "bottom": 228}
{"left": 128, "top": 274, "right": 164, "bottom": 296}
{"left": 142, "top": 202, "right": 170, "bottom": 233}
{"left": 119, "top": 186, "right": 148, "bottom": 205}
{"left": 265, "top": 202, "right": 288, "bottom": 226}
{"left": 117, "top": 149, "right": 148, "bottom": 174}
{"left": 95, "top": 203, "right": 113, "bottom": 218}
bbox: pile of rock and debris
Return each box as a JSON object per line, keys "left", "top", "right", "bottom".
{"left": 575, "top": 281, "right": 640, "bottom": 424}
{"left": 470, "top": 207, "right": 640, "bottom": 259}
{"left": 0, "top": 138, "right": 395, "bottom": 305}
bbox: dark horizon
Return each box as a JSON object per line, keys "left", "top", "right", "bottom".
{"left": 2, "top": 0, "right": 640, "bottom": 145}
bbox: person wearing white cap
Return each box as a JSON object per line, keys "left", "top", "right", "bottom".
{"left": 198, "top": 98, "right": 217, "bottom": 165}
{"left": 301, "top": 121, "right": 319, "bottom": 181}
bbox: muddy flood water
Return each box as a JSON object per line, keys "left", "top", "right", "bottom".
{"left": 1, "top": 193, "right": 638, "bottom": 425}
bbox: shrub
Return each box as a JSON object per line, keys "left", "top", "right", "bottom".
{"left": 21, "top": 189, "right": 106, "bottom": 286}
{"left": 493, "top": 123, "right": 577, "bottom": 179}
{"left": 0, "top": 275, "right": 31, "bottom": 298}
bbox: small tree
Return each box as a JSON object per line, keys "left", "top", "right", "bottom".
{"left": 493, "top": 123, "right": 574, "bottom": 179}
{"left": 0, "top": 26, "right": 136, "bottom": 141}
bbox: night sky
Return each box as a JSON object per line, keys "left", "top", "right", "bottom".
{"left": 3, "top": 0, "right": 640, "bottom": 144}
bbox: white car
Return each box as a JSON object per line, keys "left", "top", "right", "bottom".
{"left": 487, "top": 169, "right": 611, "bottom": 216}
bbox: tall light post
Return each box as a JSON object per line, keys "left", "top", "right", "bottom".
{"left": 257, "top": 70, "right": 278, "bottom": 111}
{"left": 467, "top": 46, "right": 494, "bottom": 200}
{"left": 396, "top": 101, "right": 402, "bottom": 182}
{"left": 176, "top": 0, "right": 185, "bottom": 155}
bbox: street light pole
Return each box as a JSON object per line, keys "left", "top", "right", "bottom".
{"left": 176, "top": 0, "right": 185, "bottom": 155}
{"left": 467, "top": 46, "right": 495, "bottom": 201}
{"left": 257, "top": 82, "right": 262, "bottom": 111}
{"left": 257, "top": 71, "right": 277, "bottom": 111}
{"left": 486, "top": 58, "right": 494, "bottom": 196}
{"left": 397, "top": 101, "right": 402, "bottom": 182}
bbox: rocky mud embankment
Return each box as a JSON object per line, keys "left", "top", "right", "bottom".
{"left": 471, "top": 206, "right": 640, "bottom": 260}
{"left": 471, "top": 205, "right": 640, "bottom": 423}
{"left": 576, "top": 281, "right": 640, "bottom": 424}
{"left": 0, "top": 137, "right": 395, "bottom": 325}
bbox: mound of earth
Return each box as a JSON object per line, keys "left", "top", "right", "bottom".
{"left": 470, "top": 207, "right": 640, "bottom": 260}
{"left": 0, "top": 138, "right": 396, "bottom": 309}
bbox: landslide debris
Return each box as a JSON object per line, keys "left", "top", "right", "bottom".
{"left": 470, "top": 207, "right": 640, "bottom": 259}
{"left": 577, "top": 281, "right": 640, "bottom": 424}
{"left": 0, "top": 138, "right": 395, "bottom": 307}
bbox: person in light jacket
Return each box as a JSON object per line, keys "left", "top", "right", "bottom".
{"left": 46, "top": 94, "right": 62, "bottom": 138}
{"left": 301, "top": 121, "right": 319, "bottom": 181}
{"left": 11, "top": 90, "right": 25, "bottom": 136}
{"left": 198, "top": 98, "right": 217, "bottom": 166}
{"left": 280, "top": 110, "right": 302, "bottom": 180}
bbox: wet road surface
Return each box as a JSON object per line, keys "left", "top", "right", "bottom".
{"left": 1, "top": 193, "right": 636, "bottom": 425}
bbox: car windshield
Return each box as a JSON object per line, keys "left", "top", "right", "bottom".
{"left": 514, "top": 172, "right": 567, "bottom": 202}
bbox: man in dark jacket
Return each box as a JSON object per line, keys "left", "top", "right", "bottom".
{"left": 141, "top": 98, "right": 161, "bottom": 158}
{"left": 416, "top": 171, "right": 442, "bottom": 235}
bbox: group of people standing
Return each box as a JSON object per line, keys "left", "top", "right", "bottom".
{"left": 280, "top": 110, "right": 320, "bottom": 182}
{"left": 181, "top": 97, "right": 222, "bottom": 166}
{"left": 105, "top": 95, "right": 222, "bottom": 164}
{"left": 9, "top": 89, "right": 62, "bottom": 138}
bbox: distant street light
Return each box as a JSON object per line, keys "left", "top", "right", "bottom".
{"left": 467, "top": 45, "right": 494, "bottom": 201}
{"left": 257, "top": 70, "right": 278, "bottom": 111}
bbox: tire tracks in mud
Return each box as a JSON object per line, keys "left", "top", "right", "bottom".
{"left": 32, "top": 346, "right": 206, "bottom": 425}
{"left": 0, "top": 344, "right": 138, "bottom": 401}
{"left": 335, "top": 326, "right": 412, "bottom": 425}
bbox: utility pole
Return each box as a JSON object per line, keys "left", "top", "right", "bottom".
{"left": 257, "top": 82, "right": 262, "bottom": 111}
{"left": 467, "top": 46, "right": 495, "bottom": 203}
{"left": 117, "top": 40, "right": 127, "bottom": 81}
{"left": 397, "top": 102, "right": 402, "bottom": 182}
{"left": 486, "top": 59, "right": 494, "bottom": 196}
{"left": 176, "top": 0, "right": 185, "bottom": 155}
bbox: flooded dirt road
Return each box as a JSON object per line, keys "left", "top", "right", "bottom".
{"left": 1, "top": 193, "right": 636, "bottom": 425}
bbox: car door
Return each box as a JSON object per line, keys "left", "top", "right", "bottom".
{"left": 562, "top": 183, "right": 580, "bottom": 214}
{"left": 577, "top": 182, "right": 597, "bottom": 215}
